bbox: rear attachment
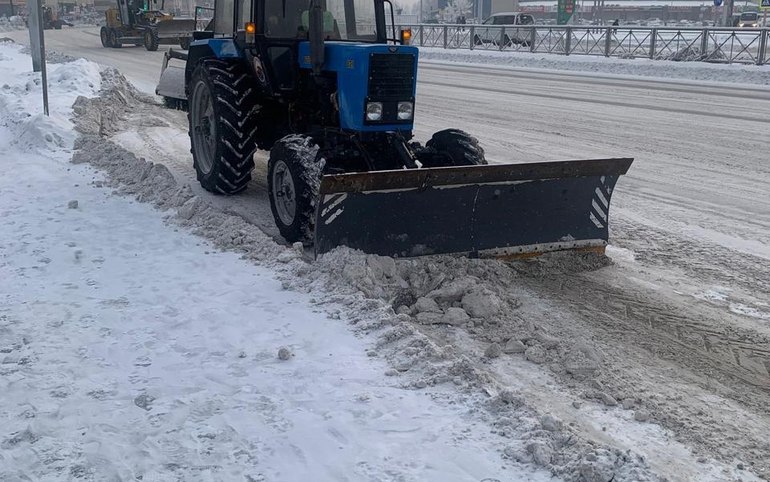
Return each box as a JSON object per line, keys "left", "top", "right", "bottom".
{"left": 314, "top": 158, "right": 633, "bottom": 258}
{"left": 156, "top": 49, "right": 188, "bottom": 104}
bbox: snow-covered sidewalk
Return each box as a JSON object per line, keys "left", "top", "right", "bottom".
{"left": 0, "top": 44, "right": 536, "bottom": 481}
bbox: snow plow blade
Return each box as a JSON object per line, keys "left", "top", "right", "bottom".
{"left": 155, "top": 49, "right": 187, "bottom": 100}
{"left": 314, "top": 158, "right": 633, "bottom": 258}
{"left": 155, "top": 18, "right": 197, "bottom": 39}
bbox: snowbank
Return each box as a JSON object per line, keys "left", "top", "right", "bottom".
{"left": 0, "top": 43, "right": 101, "bottom": 154}
{"left": 418, "top": 47, "right": 770, "bottom": 85}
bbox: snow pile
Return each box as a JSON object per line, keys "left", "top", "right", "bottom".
{"left": 418, "top": 47, "right": 770, "bottom": 85}
{"left": 0, "top": 43, "right": 100, "bottom": 155}
{"left": 0, "top": 16, "right": 26, "bottom": 33}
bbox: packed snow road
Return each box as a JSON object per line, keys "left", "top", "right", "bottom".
{"left": 3, "top": 27, "right": 770, "bottom": 480}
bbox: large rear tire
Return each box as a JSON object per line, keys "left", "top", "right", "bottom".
{"left": 268, "top": 135, "right": 324, "bottom": 244}
{"left": 144, "top": 29, "right": 159, "bottom": 51}
{"left": 421, "top": 129, "right": 487, "bottom": 167}
{"left": 100, "top": 27, "right": 110, "bottom": 48}
{"left": 188, "top": 59, "right": 260, "bottom": 194}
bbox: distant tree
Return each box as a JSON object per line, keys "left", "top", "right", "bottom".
{"left": 440, "top": 0, "right": 472, "bottom": 23}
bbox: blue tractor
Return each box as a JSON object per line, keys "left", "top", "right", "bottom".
{"left": 156, "top": 0, "right": 633, "bottom": 258}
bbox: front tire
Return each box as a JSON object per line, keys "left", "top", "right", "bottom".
{"left": 144, "top": 29, "right": 159, "bottom": 51}
{"left": 179, "top": 37, "right": 191, "bottom": 50}
{"left": 422, "top": 129, "right": 487, "bottom": 167}
{"left": 188, "top": 59, "right": 260, "bottom": 194}
{"left": 473, "top": 34, "right": 483, "bottom": 45}
{"left": 268, "top": 135, "right": 324, "bottom": 244}
{"left": 100, "top": 27, "right": 110, "bottom": 48}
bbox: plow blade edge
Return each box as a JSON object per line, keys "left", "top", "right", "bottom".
{"left": 314, "top": 158, "right": 633, "bottom": 258}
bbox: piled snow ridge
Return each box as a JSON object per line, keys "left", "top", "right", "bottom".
{"left": 0, "top": 42, "right": 100, "bottom": 155}
{"left": 67, "top": 63, "right": 667, "bottom": 480}
{"left": 0, "top": 16, "right": 26, "bottom": 33}
{"left": 419, "top": 47, "right": 770, "bottom": 85}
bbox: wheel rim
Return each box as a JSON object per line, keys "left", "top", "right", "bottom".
{"left": 190, "top": 81, "right": 217, "bottom": 175}
{"left": 272, "top": 160, "right": 296, "bottom": 226}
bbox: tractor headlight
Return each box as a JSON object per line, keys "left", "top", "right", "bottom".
{"left": 397, "top": 101, "right": 414, "bottom": 120}
{"left": 365, "top": 102, "right": 383, "bottom": 121}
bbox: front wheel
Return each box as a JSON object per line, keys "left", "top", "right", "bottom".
{"left": 100, "top": 27, "right": 110, "bottom": 48}
{"left": 267, "top": 135, "right": 324, "bottom": 244}
{"left": 421, "top": 129, "right": 487, "bottom": 167}
{"left": 473, "top": 34, "right": 483, "bottom": 45}
{"left": 179, "top": 36, "right": 191, "bottom": 50}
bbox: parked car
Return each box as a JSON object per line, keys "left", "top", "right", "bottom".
{"left": 473, "top": 12, "right": 535, "bottom": 47}
{"left": 738, "top": 12, "right": 760, "bottom": 28}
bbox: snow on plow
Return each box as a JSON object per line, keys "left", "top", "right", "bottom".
{"left": 314, "top": 158, "right": 633, "bottom": 258}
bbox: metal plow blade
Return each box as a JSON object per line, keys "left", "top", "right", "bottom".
{"left": 155, "top": 18, "right": 196, "bottom": 38}
{"left": 314, "top": 158, "right": 633, "bottom": 259}
{"left": 155, "top": 49, "right": 187, "bottom": 100}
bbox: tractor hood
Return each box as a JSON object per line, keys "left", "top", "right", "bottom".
{"left": 298, "top": 42, "right": 419, "bottom": 132}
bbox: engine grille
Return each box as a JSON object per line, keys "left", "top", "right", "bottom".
{"left": 368, "top": 53, "right": 415, "bottom": 101}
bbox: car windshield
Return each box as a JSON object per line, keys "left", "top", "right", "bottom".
{"left": 264, "top": 0, "right": 378, "bottom": 41}
{"left": 740, "top": 13, "right": 758, "bottom": 21}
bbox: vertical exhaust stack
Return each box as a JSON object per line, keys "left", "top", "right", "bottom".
{"left": 314, "top": 158, "right": 634, "bottom": 259}
{"left": 308, "top": 0, "right": 325, "bottom": 75}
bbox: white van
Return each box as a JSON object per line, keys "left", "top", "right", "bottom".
{"left": 474, "top": 12, "right": 535, "bottom": 46}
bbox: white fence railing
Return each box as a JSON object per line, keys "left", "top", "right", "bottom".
{"left": 395, "top": 25, "right": 770, "bottom": 65}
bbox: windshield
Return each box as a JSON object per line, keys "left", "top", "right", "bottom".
{"left": 740, "top": 12, "right": 758, "bottom": 21}
{"left": 264, "top": 0, "right": 378, "bottom": 40}
{"left": 519, "top": 15, "right": 534, "bottom": 25}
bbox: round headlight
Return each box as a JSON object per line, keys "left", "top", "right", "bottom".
{"left": 366, "top": 102, "right": 383, "bottom": 121}
{"left": 397, "top": 101, "right": 414, "bottom": 120}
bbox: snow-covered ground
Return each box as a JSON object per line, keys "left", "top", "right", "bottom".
{"left": 0, "top": 44, "right": 543, "bottom": 481}
{"left": 2, "top": 28, "right": 770, "bottom": 481}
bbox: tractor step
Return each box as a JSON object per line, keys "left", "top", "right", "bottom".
{"left": 314, "top": 158, "right": 633, "bottom": 258}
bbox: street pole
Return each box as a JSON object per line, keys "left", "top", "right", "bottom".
{"left": 419, "top": 0, "right": 423, "bottom": 23}
{"left": 27, "top": 0, "right": 49, "bottom": 116}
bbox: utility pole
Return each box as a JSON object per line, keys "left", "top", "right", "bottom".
{"left": 27, "top": 0, "right": 49, "bottom": 116}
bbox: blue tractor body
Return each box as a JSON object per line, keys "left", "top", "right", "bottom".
{"left": 297, "top": 42, "right": 418, "bottom": 132}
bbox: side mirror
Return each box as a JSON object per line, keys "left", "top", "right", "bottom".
{"left": 308, "top": 0, "right": 325, "bottom": 75}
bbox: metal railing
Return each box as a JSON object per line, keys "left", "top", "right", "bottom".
{"left": 394, "top": 24, "right": 770, "bottom": 65}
